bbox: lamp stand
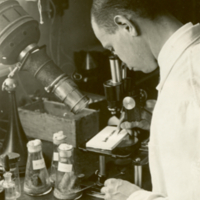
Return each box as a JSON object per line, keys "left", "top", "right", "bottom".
{"left": 0, "top": 77, "right": 28, "bottom": 174}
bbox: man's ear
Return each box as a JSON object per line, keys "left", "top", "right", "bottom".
{"left": 114, "top": 15, "right": 138, "bottom": 36}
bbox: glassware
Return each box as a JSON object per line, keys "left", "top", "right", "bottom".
{"left": 0, "top": 180, "right": 5, "bottom": 200}
{"left": 0, "top": 155, "right": 6, "bottom": 200}
{"left": 23, "top": 139, "right": 52, "bottom": 196}
{"left": 50, "top": 131, "right": 67, "bottom": 185}
{"left": 3, "top": 172, "right": 16, "bottom": 200}
{"left": 7, "top": 153, "right": 21, "bottom": 199}
{"left": 0, "top": 155, "right": 4, "bottom": 179}
{"left": 53, "top": 143, "right": 82, "bottom": 200}
{"left": 0, "top": 153, "right": 21, "bottom": 199}
{"left": 0, "top": 156, "right": 5, "bottom": 199}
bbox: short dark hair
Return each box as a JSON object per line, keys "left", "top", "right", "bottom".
{"left": 91, "top": 0, "right": 168, "bottom": 34}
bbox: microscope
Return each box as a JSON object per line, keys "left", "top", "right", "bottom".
{"left": 104, "top": 55, "right": 150, "bottom": 188}
{"left": 104, "top": 55, "right": 145, "bottom": 120}
{"left": 79, "top": 55, "right": 151, "bottom": 198}
{"left": 104, "top": 55, "right": 151, "bottom": 185}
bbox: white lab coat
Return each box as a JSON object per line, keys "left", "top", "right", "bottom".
{"left": 128, "top": 22, "right": 200, "bottom": 200}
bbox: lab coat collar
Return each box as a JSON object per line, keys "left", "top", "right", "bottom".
{"left": 156, "top": 22, "right": 200, "bottom": 92}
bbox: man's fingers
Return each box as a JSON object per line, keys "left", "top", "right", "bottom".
{"left": 132, "top": 120, "right": 150, "bottom": 130}
{"left": 104, "top": 178, "right": 117, "bottom": 186}
{"left": 101, "top": 186, "right": 107, "bottom": 194}
{"left": 121, "top": 121, "right": 132, "bottom": 129}
{"left": 102, "top": 179, "right": 119, "bottom": 196}
{"left": 121, "top": 120, "right": 150, "bottom": 130}
{"left": 101, "top": 186, "right": 114, "bottom": 199}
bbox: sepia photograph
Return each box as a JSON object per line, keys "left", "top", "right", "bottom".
{"left": 0, "top": 0, "right": 200, "bottom": 199}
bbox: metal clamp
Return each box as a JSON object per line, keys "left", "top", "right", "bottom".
{"left": 17, "top": 45, "right": 40, "bottom": 71}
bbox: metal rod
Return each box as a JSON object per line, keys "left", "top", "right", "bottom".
{"left": 122, "top": 63, "right": 127, "bottom": 79}
{"left": 110, "top": 59, "right": 117, "bottom": 83}
{"left": 115, "top": 59, "right": 122, "bottom": 83}
{"left": 99, "top": 155, "right": 106, "bottom": 176}
{"left": 138, "top": 166, "right": 142, "bottom": 187}
{"left": 86, "top": 53, "right": 90, "bottom": 70}
{"left": 134, "top": 165, "right": 142, "bottom": 187}
{"left": 134, "top": 165, "right": 138, "bottom": 185}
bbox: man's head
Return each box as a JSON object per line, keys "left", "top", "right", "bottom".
{"left": 91, "top": 0, "right": 168, "bottom": 73}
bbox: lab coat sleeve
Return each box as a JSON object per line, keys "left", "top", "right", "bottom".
{"left": 126, "top": 45, "right": 200, "bottom": 200}
{"left": 127, "top": 190, "right": 166, "bottom": 200}
{"left": 190, "top": 44, "right": 200, "bottom": 105}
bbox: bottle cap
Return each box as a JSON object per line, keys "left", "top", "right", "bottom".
{"left": 27, "top": 139, "right": 42, "bottom": 153}
{"left": 53, "top": 131, "right": 67, "bottom": 145}
{"left": 58, "top": 143, "right": 73, "bottom": 157}
{"left": 3, "top": 172, "right": 12, "bottom": 181}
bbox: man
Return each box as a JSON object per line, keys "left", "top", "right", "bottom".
{"left": 91, "top": 0, "right": 200, "bottom": 200}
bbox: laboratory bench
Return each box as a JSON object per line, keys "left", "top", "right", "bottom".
{"left": 18, "top": 165, "right": 151, "bottom": 200}
{"left": 16, "top": 139, "right": 151, "bottom": 200}
{"left": 17, "top": 140, "right": 103, "bottom": 200}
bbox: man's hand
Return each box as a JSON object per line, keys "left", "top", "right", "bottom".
{"left": 120, "top": 111, "right": 151, "bottom": 130}
{"left": 101, "top": 178, "right": 141, "bottom": 200}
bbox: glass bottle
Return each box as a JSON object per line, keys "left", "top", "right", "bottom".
{"left": 50, "top": 131, "right": 67, "bottom": 185}
{"left": 0, "top": 155, "right": 4, "bottom": 180}
{"left": 53, "top": 144, "right": 81, "bottom": 200}
{"left": 24, "top": 139, "right": 52, "bottom": 196}
{"left": 0, "top": 155, "right": 6, "bottom": 200}
{"left": 0, "top": 153, "right": 20, "bottom": 199}
{"left": 7, "top": 153, "right": 21, "bottom": 199}
{"left": 3, "top": 172, "right": 16, "bottom": 200}
{"left": 0, "top": 179, "right": 5, "bottom": 200}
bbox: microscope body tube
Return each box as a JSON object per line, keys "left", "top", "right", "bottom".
{"left": 103, "top": 81, "right": 123, "bottom": 110}
{"left": 104, "top": 56, "right": 123, "bottom": 114}
{"left": 109, "top": 57, "right": 122, "bottom": 83}
{"left": 22, "top": 47, "right": 89, "bottom": 114}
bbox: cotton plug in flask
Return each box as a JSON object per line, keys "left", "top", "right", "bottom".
{"left": 53, "top": 144, "right": 82, "bottom": 200}
{"left": 50, "top": 131, "right": 67, "bottom": 185}
{"left": 24, "top": 139, "right": 52, "bottom": 196}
